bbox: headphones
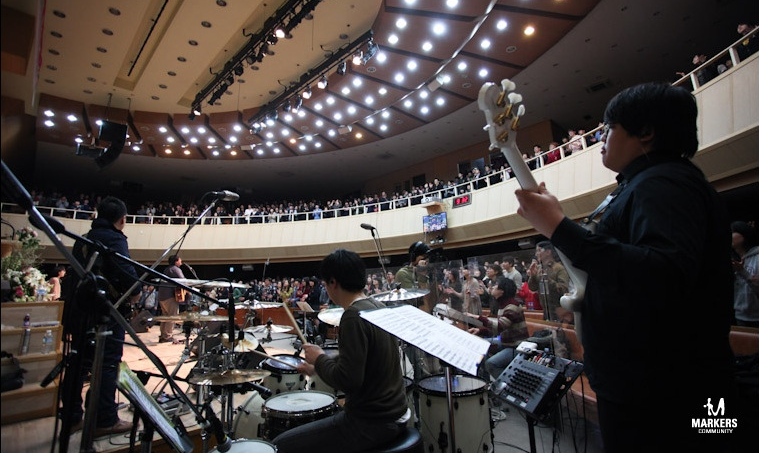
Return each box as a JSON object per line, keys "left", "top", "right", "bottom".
{"left": 408, "top": 241, "right": 431, "bottom": 262}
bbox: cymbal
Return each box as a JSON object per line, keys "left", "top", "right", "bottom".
{"left": 172, "top": 278, "right": 207, "bottom": 286}
{"left": 251, "top": 301, "right": 283, "bottom": 309}
{"left": 374, "top": 288, "right": 430, "bottom": 303}
{"left": 245, "top": 324, "right": 293, "bottom": 335}
{"left": 153, "top": 312, "right": 229, "bottom": 322}
{"left": 188, "top": 369, "right": 270, "bottom": 386}
{"left": 199, "top": 280, "right": 250, "bottom": 289}
{"left": 221, "top": 332, "right": 260, "bottom": 352}
{"left": 317, "top": 307, "right": 345, "bottom": 327}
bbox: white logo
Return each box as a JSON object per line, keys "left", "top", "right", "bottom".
{"left": 703, "top": 397, "right": 725, "bottom": 417}
{"left": 692, "top": 397, "right": 737, "bottom": 434}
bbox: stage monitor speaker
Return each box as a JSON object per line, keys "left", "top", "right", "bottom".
{"left": 130, "top": 310, "right": 155, "bottom": 333}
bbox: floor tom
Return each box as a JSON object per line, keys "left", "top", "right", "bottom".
{"left": 209, "top": 439, "right": 276, "bottom": 452}
{"left": 417, "top": 374, "right": 492, "bottom": 453}
{"left": 232, "top": 391, "right": 266, "bottom": 440}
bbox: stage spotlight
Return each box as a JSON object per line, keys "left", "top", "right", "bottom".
{"left": 245, "top": 55, "right": 255, "bottom": 65}
{"left": 192, "top": 106, "right": 202, "bottom": 116}
{"left": 292, "top": 94, "right": 302, "bottom": 112}
{"left": 283, "top": 99, "right": 292, "bottom": 112}
{"left": 362, "top": 40, "right": 379, "bottom": 64}
{"left": 275, "top": 27, "right": 286, "bottom": 39}
{"left": 317, "top": 75, "right": 328, "bottom": 89}
{"left": 352, "top": 51, "right": 363, "bottom": 66}
{"left": 234, "top": 65, "right": 244, "bottom": 76}
{"left": 302, "top": 86, "right": 312, "bottom": 99}
{"left": 337, "top": 60, "right": 347, "bottom": 76}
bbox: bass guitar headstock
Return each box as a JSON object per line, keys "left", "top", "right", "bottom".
{"left": 478, "top": 79, "right": 536, "bottom": 191}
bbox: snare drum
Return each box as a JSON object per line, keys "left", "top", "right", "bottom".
{"left": 261, "top": 390, "right": 339, "bottom": 441}
{"left": 417, "top": 374, "right": 492, "bottom": 453}
{"left": 260, "top": 354, "right": 307, "bottom": 396}
{"left": 210, "top": 439, "right": 276, "bottom": 453}
{"left": 232, "top": 391, "right": 265, "bottom": 440}
{"left": 305, "top": 345, "right": 343, "bottom": 397}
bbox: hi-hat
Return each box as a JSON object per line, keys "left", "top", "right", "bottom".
{"left": 153, "top": 312, "right": 229, "bottom": 322}
{"left": 374, "top": 288, "right": 430, "bottom": 303}
{"left": 317, "top": 307, "right": 345, "bottom": 327}
{"left": 188, "top": 369, "right": 270, "bottom": 386}
{"left": 245, "top": 324, "right": 293, "bottom": 335}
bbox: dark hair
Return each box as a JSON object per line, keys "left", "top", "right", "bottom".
{"left": 319, "top": 249, "right": 366, "bottom": 292}
{"left": 536, "top": 240, "right": 559, "bottom": 260}
{"left": 488, "top": 264, "right": 501, "bottom": 273}
{"left": 408, "top": 241, "right": 431, "bottom": 262}
{"left": 96, "top": 196, "right": 127, "bottom": 223}
{"left": 603, "top": 82, "right": 698, "bottom": 158}
{"left": 732, "top": 221, "right": 759, "bottom": 250}
{"left": 502, "top": 255, "right": 516, "bottom": 265}
{"left": 169, "top": 255, "right": 180, "bottom": 266}
{"left": 494, "top": 277, "right": 517, "bottom": 299}
{"left": 54, "top": 265, "right": 66, "bottom": 274}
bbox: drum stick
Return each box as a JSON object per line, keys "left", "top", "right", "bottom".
{"left": 281, "top": 302, "right": 309, "bottom": 345}
{"left": 247, "top": 348, "right": 298, "bottom": 369}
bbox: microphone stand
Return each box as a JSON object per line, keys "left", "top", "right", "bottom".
{"left": 367, "top": 228, "right": 389, "bottom": 282}
{"left": 0, "top": 160, "right": 210, "bottom": 453}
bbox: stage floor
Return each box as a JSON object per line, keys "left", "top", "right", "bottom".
{"left": 1, "top": 322, "right": 604, "bottom": 453}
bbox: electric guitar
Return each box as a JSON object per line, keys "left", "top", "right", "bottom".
{"left": 477, "top": 79, "right": 587, "bottom": 342}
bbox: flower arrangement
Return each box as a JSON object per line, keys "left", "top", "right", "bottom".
{"left": 1, "top": 226, "right": 51, "bottom": 302}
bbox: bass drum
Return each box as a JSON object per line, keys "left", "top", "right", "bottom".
{"left": 260, "top": 354, "right": 307, "bottom": 396}
{"left": 417, "top": 374, "right": 492, "bottom": 453}
{"left": 305, "top": 345, "right": 343, "bottom": 397}
{"left": 232, "top": 391, "right": 265, "bottom": 440}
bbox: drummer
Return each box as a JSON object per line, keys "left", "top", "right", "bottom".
{"left": 271, "top": 249, "right": 408, "bottom": 453}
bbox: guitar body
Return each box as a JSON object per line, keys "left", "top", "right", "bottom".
{"left": 478, "top": 80, "right": 587, "bottom": 343}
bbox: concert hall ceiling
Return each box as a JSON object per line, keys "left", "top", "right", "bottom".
{"left": 1, "top": 0, "right": 755, "bottom": 201}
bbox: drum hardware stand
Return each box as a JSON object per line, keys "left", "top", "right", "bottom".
{"left": 1, "top": 162, "right": 214, "bottom": 453}
{"left": 154, "top": 321, "right": 197, "bottom": 397}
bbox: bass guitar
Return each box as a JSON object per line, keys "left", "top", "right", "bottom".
{"left": 477, "top": 79, "right": 587, "bottom": 342}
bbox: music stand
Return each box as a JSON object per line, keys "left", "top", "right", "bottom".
{"left": 116, "top": 363, "right": 193, "bottom": 453}
{"left": 359, "top": 304, "right": 491, "bottom": 453}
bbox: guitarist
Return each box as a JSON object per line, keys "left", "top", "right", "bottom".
{"left": 514, "top": 82, "right": 736, "bottom": 453}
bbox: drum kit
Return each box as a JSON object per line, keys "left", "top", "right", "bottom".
{"left": 148, "top": 280, "right": 493, "bottom": 453}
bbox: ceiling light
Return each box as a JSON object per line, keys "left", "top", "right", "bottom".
{"left": 317, "top": 75, "right": 328, "bottom": 89}
{"left": 337, "top": 60, "right": 347, "bottom": 75}
{"left": 352, "top": 51, "right": 363, "bottom": 65}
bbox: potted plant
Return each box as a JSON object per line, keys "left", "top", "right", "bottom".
{"left": 1, "top": 227, "right": 52, "bottom": 302}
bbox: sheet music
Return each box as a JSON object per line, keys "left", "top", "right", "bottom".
{"left": 360, "top": 304, "right": 490, "bottom": 376}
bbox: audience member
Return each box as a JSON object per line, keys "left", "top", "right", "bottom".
{"left": 731, "top": 221, "right": 759, "bottom": 328}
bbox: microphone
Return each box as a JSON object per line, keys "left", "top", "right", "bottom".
{"left": 30, "top": 214, "right": 66, "bottom": 234}
{"left": 205, "top": 405, "right": 231, "bottom": 453}
{"left": 243, "top": 381, "right": 273, "bottom": 398}
{"left": 360, "top": 223, "right": 376, "bottom": 230}
{"left": 209, "top": 190, "right": 240, "bottom": 202}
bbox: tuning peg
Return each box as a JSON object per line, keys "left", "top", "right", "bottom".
{"left": 507, "top": 92, "right": 522, "bottom": 104}
{"left": 501, "top": 79, "right": 516, "bottom": 92}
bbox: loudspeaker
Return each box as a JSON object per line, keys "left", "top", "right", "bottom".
{"left": 98, "top": 121, "right": 127, "bottom": 146}
{"left": 130, "top": 311, "right": 155, "bottom": 333}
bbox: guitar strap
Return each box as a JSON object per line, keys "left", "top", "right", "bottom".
{"left": 582, "top": 183, "right": 625, "bottom": 226}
